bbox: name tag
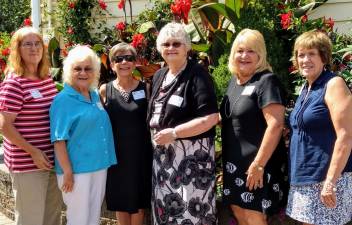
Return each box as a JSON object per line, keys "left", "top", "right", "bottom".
{"left": 29, "top": 89, "right": 43, "bottom": 99}
{"left": 96, "top": 102, "right": 104, "bottom": 110}
{"left": 132, "top": 90, "right": 146, "bottom": 100}
{"left": 168, "top": 95, "right": 183, "bottom": 107}
{"left": 241, "top": 86, "right": 255, "bottom": 96}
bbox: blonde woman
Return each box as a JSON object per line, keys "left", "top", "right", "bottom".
{"left": 0, "top": 27, "right": 62, "bottom": 225}
{"left": 220, "top": 29, "right": 287, "bottom": 225}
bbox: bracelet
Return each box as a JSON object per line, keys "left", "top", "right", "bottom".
{"left": 172, "top": 128, "right": 178, "bottom": 139}
{"left": 324, "top": 181, "right": 337, "bottom": 192}
{"left": 253, "top": 161, "right": 264, "bottom": 172}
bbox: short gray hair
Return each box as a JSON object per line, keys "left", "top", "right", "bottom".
{"left": 156, "top": 22, "right": 191, "bottom": 53}
{"left": 62, "top": 45, "right": 101, "bottom": 89}
{"left": 109, "top": 42, "right": 137, "bottom": 62}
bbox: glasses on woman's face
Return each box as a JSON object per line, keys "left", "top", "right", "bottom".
{"left": 73, "top": 66, "right": 93, "bottom": 73}
{"left": 112, "top": 55, "right": 136, "bottom": 63}
{"left": 161, "top": 42, "right": 183, "bottom": 48}
{"left": 21, "top": 41, "right": 43, "bottom": 49}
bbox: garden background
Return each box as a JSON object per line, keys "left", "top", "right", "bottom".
{"left": 0, "top": 0, "right": 352, "bottom": 224}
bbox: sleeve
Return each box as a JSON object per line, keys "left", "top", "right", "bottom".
{"left": 49, "top": 95, "right": 73, "bottom": 142}
{"left": 0, "top": 78, "right": 24, "bottom": 115}
{"left": 191, "top": 65, "right": 219, "bottom": 117}
{"left": 257, "top": 73, "right": 286, "bottom": 108}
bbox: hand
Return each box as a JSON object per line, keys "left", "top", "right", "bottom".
{"left": 30, "top": 149, "right": 52, "bottom": 170}
{"left": 320, "top": 180, "right": 337, "bottom": 208}
{"left": 246, "top": 162, "right": 264, "bottom": 191}
{"left": 62, "top": 171, "right": 74, "bottom": 193}
{"left": 153, "top": 128, "right": 175, "bottom": 145}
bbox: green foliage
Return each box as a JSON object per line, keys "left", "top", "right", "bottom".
{"left": 0, "top": 0, "right": 31, "bottom": 33}
{"left": 0, "top": 32, "right": 11, "bottom": 79}
{"left": 212, "top": 54, "right": 232, "bottom": 105}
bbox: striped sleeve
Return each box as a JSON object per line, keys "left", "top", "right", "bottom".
{"left": 0, "top": 78, "right": 24, "bottom": 114}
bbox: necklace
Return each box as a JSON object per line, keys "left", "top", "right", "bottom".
{"left": 224, "top": 80, "right": 248, "bottom": 119}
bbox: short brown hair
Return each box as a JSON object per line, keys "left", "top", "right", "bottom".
{"left": 7, "top": 27, "right": 50, "bottom": 79}
{"left": 109, "top": 42, "right": 137, "bottom": 62}
{"left": 292, "top": 30, "right": 332, "bottom": 69}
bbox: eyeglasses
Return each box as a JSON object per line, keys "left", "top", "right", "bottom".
{"left": 112, "top": 55, "right": 136, "bottom": 63}
{"left": 73, "top": 66, "right": 93, "bottom": 73}
{"left": 21, "top": 41, "right": 43, "bottom": 49}
{"left": 161, "top": 42, "right": 183, "bottom": 48}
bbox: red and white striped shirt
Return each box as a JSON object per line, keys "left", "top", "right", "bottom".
{"left": 0, "top": 73, "right": 57, "bottom": 172}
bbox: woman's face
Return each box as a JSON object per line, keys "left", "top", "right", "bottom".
{"left": 71, "top": 59, "right": 95, "bottom": 91}
{"left": 111, "top": 50, "right": 136, "bottom": 78}
{"left": 297, "top": 48, "right": 324, "bottom": 82}
{"left": 19, "top": 33, "right": 43, "bottom": 67}
{"left": 234, "top": 43, "right": 259, "bottom": 77}
{"left": 160, "top": 38, "right": 187, "bottom": 64}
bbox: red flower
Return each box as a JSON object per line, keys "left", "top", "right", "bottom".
{"left": 68, "top": 2, "right": 75, "bottom": 9}
{"left": 171, "top": 0, "right": 192, "bottom": 24}
{"left": 0, "top": 59, "right": 6, "bottom": 73}
{"left": 23, "top": 18, "right": 32, "bottom": 26}
{"left": 67, "top": 27, "right": 74, "bottom": 35}
{"left": 1, "top": 48, "right": 10, "bottom": 56}
{"left": 344, "top": 54, "right": 352, "bottom": 62}
{"left": 98, "top": 0, "right": 107, "bottom": 10}
{"left": 301, "top": 15, "right": 308, "bottom": 23}
{"left": 117, "top": 0, "right": 125, "bottom": 9}
{"left": 280, "top": 12, "right": 292, "bottom": 30}
{"left": 115, "top": 22, "right": 126, "bottom": 31}
{"left": 131, "top": 34, "right": 145, "bottom": 48}
{"left": 324, "top": 17, "right": 334, "bottom": 30}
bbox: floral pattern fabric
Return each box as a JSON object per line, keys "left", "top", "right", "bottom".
{"left": 286, "top": 172, "right": 352, "bottom": 225}
{"left": 151, "top": 137, "right": 216, "bottom": 225}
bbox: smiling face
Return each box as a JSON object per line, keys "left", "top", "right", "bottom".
{"left": 233, "top": 43, "right": 259, "bottom": 78}
{"left": 19, "top": 33, "right": 43, "bottom": 67}
{"left": 297, "top": 48, "right": 324, "bottom": 83}
{"left": 160, "top": 39, "right": 187, "bottom": 65}
{"left": 111, "top": 50, "right": 136, "bottom": 78}
{"left": 71, "top": 59, "right": 95, "bottom": 91}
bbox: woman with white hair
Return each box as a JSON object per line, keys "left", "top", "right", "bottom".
{"left": 50, "top": 45, "right": 117, "bottom": 225}
{"left": 220, "top": 29, "right": 287, "bottom": 225}
{"left": 147, "top": 22, "right": 219, "bottom": 225}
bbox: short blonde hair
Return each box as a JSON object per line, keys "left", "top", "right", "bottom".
{"left": 228, "top": 29, "right": 272, "bottom": 75}
{"left": 292, "top": 30, "right": 332, "bottom": 69}
{"left": 7, "top": 27, "right": 50, "bottom": 79}
{"left": 156, "top": 22, "right": 191, "bottom": 53}
{"left": 109, "top": 42, "right": 137, "bottom": 62}
{"left": 62, "top": 45, "right": 101, "bottom": 89}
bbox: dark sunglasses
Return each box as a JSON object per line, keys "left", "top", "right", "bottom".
{"left": 112, "top": 55, "right": 136, "bottom": 63}
{"left": 161, "top": 42, "right": 183, "bottom": 48}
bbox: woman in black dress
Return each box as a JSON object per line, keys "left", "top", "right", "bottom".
{"left": 99, "top": 43, "right": 152, "bottom": 225}
{"left": 220, "top": 29, "right": 287, "bottom": 225}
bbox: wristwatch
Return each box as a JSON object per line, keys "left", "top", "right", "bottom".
{"left": 172, "top": 129, "right": 178, "bottom": 139}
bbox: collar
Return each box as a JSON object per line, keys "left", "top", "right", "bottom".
{"left": 63, "top": 83, "right": 97, "bottom": 103}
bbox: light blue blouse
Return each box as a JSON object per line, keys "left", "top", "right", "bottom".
{"left": 50, "top": 84, "right": 117, "bottom": 174}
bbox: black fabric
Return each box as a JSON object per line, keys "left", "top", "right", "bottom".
{"left": 220, "top": 71, "right": 288, "bottom": 214}
{"left": 104, "top": 81, "right": 153, "bottom": 213}
{"left": 147, "top": 60, "right": 218, "bottom": 140}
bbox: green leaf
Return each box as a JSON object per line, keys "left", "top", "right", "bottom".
{"left": 191, "top": 43, "right": 210, "bottom": 52}
{"left": 138, "top": 21, "right": 156, "bottom": 33}
{"left": 199, "top": 2, "right": 238, "bottom": 26}
{"left": 48, "top": 37, "right": 60, "bottom": 56}
{"left": 92, "top": 44, "right": 105, "bottom": 52}
{"left": 294, "top": 1, "right": 328, "bottom": 18}
{"left": 55, "top": 81, "right": 64, "bottom": 91}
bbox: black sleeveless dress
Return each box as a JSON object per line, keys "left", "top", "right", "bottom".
{"left": 104, "top": 81, "right": 153, "bottom": 213}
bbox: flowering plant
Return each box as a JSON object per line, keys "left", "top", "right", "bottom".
{"left": 0, "top": 32, "right": 11, "bottom": 79}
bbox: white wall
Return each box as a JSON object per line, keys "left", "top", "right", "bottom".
{"left": 308, "top": 0, "right": 352, "bottom": 35}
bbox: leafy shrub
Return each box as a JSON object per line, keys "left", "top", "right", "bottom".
{"left": 0, "top": 0, "right": 31, "bottom": 33}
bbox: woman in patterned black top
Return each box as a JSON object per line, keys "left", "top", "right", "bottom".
{"left": 220, "top": 29, "right": 287, "bottom": 225}
{"left": 99, "top": 43, "right": 152, "bottom": 225}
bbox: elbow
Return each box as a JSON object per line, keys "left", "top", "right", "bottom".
{"left": 268, "top": 120, "right": 284, "bottom": 134}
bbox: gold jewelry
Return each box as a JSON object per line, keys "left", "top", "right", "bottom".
{"left": 324, "top": 181, "right": 337, "bottom": 192}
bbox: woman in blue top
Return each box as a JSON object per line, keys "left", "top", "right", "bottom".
{"left": 287, "top": 30, "right": 352, "bottom": 225}
{"left": 50, "top": 45, "right": 117, "bottom": 225}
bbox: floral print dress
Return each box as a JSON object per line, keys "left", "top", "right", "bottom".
{"left": 151, "top": 137, "right": 216, "bottom": 225}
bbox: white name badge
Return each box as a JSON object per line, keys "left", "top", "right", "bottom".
{"left": 29, "top": 89, "right": 43, "bottom": 99}
{"left": 96, "top": 102, "right": 104, "bottom": 110}
{"left": 168, "top": 95, "right": 183, "bottom": 107}
{"left": 132, "top": 90, "right": 146, "bottom": 100}
{"left": 241, "top": 85, "right": 255, "bottom": 96}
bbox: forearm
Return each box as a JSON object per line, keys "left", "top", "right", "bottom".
{"left": 325, "top": 134, "right": 352, "bottom": 183}
{"left": 174, "top": 113, "right": 219, "bottom": 138}
{"left": 254, "top": 122, "right": 284, "bottom": 167}
{"left": 54, "top": 141, "right": 73, "bottom": 173}
{"left": 2, "top": 123, "right": 38, "bottom": 154}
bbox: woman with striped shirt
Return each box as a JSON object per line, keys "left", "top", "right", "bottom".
{"left": 0, "top": 27, "right": 62, "bottom": 225}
